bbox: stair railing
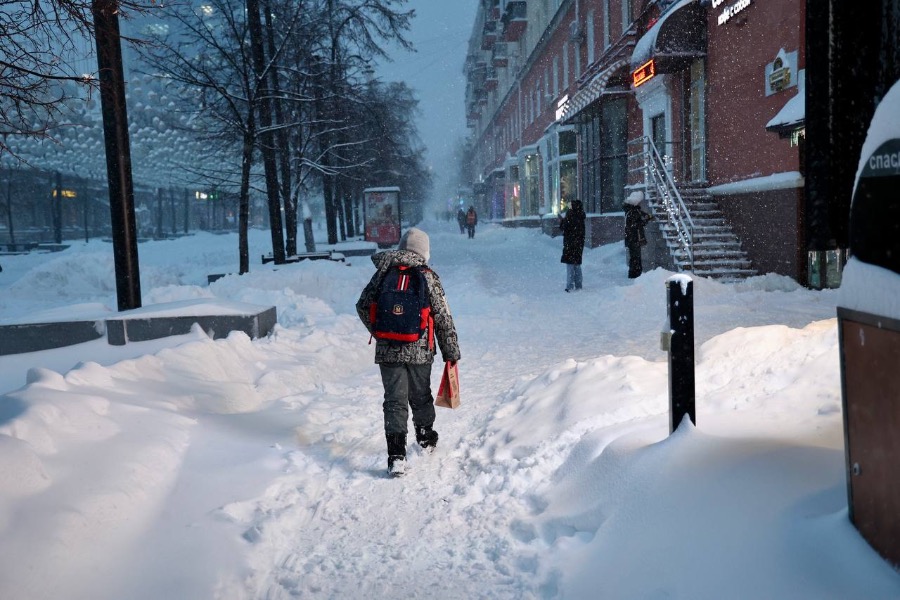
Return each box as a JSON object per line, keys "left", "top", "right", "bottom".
{"left": 627, "top": 136, "right": 695, "bottom": 270}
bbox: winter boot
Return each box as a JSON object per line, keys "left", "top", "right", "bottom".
{"left": 415, "top": 426, "right": 439, "bottom": 453}
{"left": 386, "top": 432, "right": 407, "bottom": 477}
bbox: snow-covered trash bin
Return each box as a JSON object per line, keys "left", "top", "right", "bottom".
{"left": 837, "top": 79, "right": 900, "bottom": 570}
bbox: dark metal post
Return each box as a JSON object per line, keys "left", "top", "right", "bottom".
{"left": 667, "top": 277, "right": 695, "bottom": 433}
{"left": 169, "top": 188, "right": 176, "bottom": 236}
{"left": 92, "top": 0, "right": 141, "bottom": 310}
{"left": 156, "top": 187, "right": 163, "bottom": 239}
{"left": 5, "top": 167, "right": 16, "bottom": 247}
{"left": 54, "top": 171, "right": 62, "bottom": 244}
{"left": 183, "top": 188, "right": 190, "bottom": 233}
{"left": 83, "top": 189, "right": 89, "bottom": 243}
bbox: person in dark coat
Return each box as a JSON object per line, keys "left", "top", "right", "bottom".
{"left": 624, "top": 191, "right": 654, "bottom": 278}
{"left": 456, "top": 208, "right": 466, "bottom": 234}
{"left": 465, "top": 206, "right": 478, "bottom": 238}
{"left": 559, "top": 199, "right": 586, "bottom": 292}
{"left": 356, "top": 228, "right": 461, "bottom": 477}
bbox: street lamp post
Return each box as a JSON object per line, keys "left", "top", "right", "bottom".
{"left": 92, "top": 0, "right": 141, "bottom": 310}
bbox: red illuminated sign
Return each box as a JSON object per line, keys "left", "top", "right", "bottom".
{"left": 632, "top": 59, "right": 656, "bottom": 88}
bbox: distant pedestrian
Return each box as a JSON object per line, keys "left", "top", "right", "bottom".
{"left": 356, "top": 228, "right": 461, "bottom": 477}
{"left": 466, "top": 206, "right": 478, "bottom": 239}
{"left": 624, "top": 191, "right": 654, "bottom": 279}
{"left": 457, "top": 208, "right": 466, "bottom": 234}
{"left": 559, "top": 199, "right": 586, "bottom": 292}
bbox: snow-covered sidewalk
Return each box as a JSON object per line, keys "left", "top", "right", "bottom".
{"left": 0, "top": 223, "right": 898, "bottom": 599}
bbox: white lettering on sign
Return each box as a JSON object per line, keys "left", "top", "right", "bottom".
{"left": 717, "top": 0, "right": 752, "bottom": 26}
{"left": 869, "top": 152, "right": 900, "bottom": 171}
{"left": 711, "top": 0, "right": 726, "bottom": 7}
{"left": 555, "top": 95, "right": 569, "bottom": 121}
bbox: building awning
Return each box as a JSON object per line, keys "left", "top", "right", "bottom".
{"left": 559, "top": 58, "right": 630, "bottom": 123}
{"left": 630, "top": 0, "right": 707, "bottom": 74}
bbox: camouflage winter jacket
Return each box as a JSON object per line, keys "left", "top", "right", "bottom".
{"left": 356, "top": 249, "right": 461, "bottom": 365}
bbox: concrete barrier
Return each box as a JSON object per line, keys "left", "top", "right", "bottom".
{"left": 0, "top": 300, "right": 277, "bottom": 355}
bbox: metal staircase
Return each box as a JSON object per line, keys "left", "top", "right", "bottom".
{"left": 627, "top": 137, "right": 757, "bottom": 281}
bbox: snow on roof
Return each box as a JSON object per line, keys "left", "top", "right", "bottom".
{"left": 766, "top": 69, "right": 805, "bottom": 131}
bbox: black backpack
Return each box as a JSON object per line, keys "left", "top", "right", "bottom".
{"left": 368, "top": 265, "right": 434, "bottom": 347}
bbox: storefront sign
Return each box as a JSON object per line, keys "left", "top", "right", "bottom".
{"left": 713, "top": 0, "right": 752, "bottom": 26}
{"left": 632, "top": 59, "right": 656, "bottom": 88}
{"left": 765, "top": 50, "right": 798, "bottom": 96}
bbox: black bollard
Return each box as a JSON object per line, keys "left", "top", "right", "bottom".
{"left": 666, "top": 276, "right": 696, "bottom": 433}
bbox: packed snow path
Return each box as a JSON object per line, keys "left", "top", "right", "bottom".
{"left": 2, "top": 223, "right": 898, "bottom": 599}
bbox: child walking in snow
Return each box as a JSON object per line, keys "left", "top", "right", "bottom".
{"left": 356, "top": 228, "right": 461, "bottom": 476}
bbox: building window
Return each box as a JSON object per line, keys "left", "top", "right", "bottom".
{"left": 587, "top": 10, "right": 595, "bottom": 65}
{"left": 553, "top": 56, "right": 560, "bottom": 97}
{"left": 548, "top": 128, "right": 578, "bottom": 214}
{"left": 622, "top": 0, "right": 632, "bottom": 34}
{"left": 603, "top": 0, "right": 611, "bottom": 49}
{"left": 579, "top": 97, "right": 628, "bottom": 214}
{"left": 523, "top": 153, "right": 541, "bottom": 215}
{"left": 575, "top": 39, "right": 582, "bottom": 75}
{"left": 563, "top": 43, "right": 570, "bottom": 89}
{"left": 506, "top": 164, "right": 521, "bottom": 217}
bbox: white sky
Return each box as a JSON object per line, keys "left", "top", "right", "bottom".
{"left": 375, "top": 0, "right": 479, "bottom": 207}
{"left": 1, "top": 221, "right": 899, "bottom": 598}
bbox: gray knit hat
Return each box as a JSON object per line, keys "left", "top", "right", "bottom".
{"left": 399, "top": 227, "right": 430, "bottom": 262}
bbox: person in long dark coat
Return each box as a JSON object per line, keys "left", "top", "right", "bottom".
{"left": 559, "top": 199, "right": 586, "bottom": 292}
{"left": 465, "top": 206, "right": 478, "bottom": 238}
{"left": 624, "top": 192, "right": 654, "bottom": 278}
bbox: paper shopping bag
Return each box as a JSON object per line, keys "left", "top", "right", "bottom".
{"left": 435, "top": 361, "right": 460, "bottom": 409}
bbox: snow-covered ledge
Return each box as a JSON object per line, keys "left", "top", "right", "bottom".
{"left": 707, "top": 171, "right": 804, "bottom": 196}
{"left": 105, "top": 299, "right": 277, "bottom": 346}
{"left": 0, "top": 299, "right": 277, "bottom": 355}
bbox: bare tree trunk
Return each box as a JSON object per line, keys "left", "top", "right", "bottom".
{"left": 263, "top": 0, "right": 297, "bottom": 257}
{"left": 5, "top": 169, "right": 15, "bottom": 246}
{"left": 238, "top": 129, "right": 254, "bottom": 274}
{"left": 336, "top": 177, "right": 346, "bottom": 241}
{"left": 323, "top": 171, "right": 337, "bottom": 245}
{"left": 246, "top": 0, "right": 285, "bottom": 263}
{"left": 343, "top": 186, "right": 355, "bottom": 237}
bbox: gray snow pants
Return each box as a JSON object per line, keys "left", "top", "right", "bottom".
{"left": 379, "top": 362, "right": 435, "bottom": 435}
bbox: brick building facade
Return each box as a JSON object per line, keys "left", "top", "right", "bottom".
{"left": 464, "top": 0, "right": 812, "bottom": 282}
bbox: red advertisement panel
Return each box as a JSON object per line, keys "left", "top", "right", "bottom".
{"left": 364, "top": 187, "right": 401, "bottom": 247}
